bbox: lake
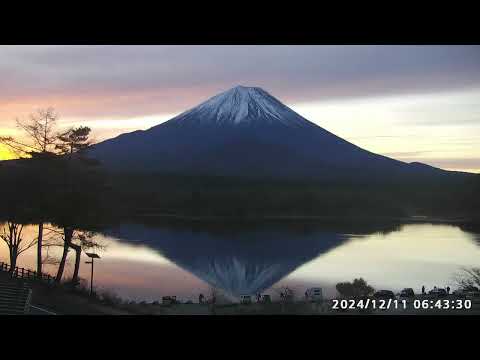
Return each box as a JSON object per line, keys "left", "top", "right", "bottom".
{"left": 1, "top": 220, "right": 479, "bottom": 302}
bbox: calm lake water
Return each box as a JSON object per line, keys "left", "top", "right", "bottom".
{"left": 1, "top": 221, "right": 479, "bottom": 302}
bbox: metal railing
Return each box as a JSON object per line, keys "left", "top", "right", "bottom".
{"left": 0, "top": 261, "right": 56, "bottom": 285}
{"left": 0, "top": 261, "right": 60, "bottom": 315}
{"left": 30, "top": 304, "right": 57, "bottom": 315}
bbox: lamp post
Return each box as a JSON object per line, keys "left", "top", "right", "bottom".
{"left": 85, "top": 253, "right": 100, "bottom": 297}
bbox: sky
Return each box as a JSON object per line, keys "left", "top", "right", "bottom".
{"left": 0, "top": 45, "right": 479, "bottom": 172}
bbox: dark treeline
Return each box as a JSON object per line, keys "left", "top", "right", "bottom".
{"left": 0, "top": 156, "right": 107, "bottom": 225}
{"left": 118, "top": 215, "right": 406, "bottom": 239}
{"left": 2, "top": 144, "right": 479, "bottom": 231}
{"left": 102, "top": 171, "right": 480, "bottom": 221}
{"left": 0, "top": 154, "right": 109, "bottom": 280}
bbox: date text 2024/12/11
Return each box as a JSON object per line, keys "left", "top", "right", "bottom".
{"left": 331, "top": 298, "right": 472, "bottom": 311}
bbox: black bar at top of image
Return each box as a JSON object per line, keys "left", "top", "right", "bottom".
{"left": 0, "top": 6, "right": 478, "bottom": 45}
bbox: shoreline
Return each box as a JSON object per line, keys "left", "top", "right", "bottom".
{"left": 132, "top": 213, "right": 476, "bottom": 225}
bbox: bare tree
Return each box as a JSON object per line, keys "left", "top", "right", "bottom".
{"left": 55, "top": 227, "right": 74, "bottom": 283}
{"left": 0, "top": 136, "right": 32, "bottom": 158}
{"left": 0, "top": 108, "right": 59, "bottom": 279}
{"left": 0, "top": 108, "right": 59, "bottom": 157}
{"left": 454, "top": 267, "right": 480, "bottom": 291}
{"left": 50, "top": 226, "right": 104, "bottom": 285}
{"left": 39, "top": 227, "right": 71, "bottom": 267}
{"left": 0, "top": 222, "right": 37, "bottom": 272}
{"left": 70, "top": 231, "right": 104, "bottom": 285}
{"left": 16, "top": 107, "right": 59, "bottom": 155}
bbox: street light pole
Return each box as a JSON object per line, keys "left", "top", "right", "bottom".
{"left": 90, "top": 257, "right": 94, "bottom": 296}
{"left": 85, "top": 253, "right": 100, "bottom": 297}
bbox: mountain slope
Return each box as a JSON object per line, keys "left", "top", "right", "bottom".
{"left": 88, "top": 86, "right": 463, "bottom": 181}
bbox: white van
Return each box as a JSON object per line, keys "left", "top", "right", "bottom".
{"left": 162, "top": 296, "right": 177, "bottom": 305}
{"left": 305, "top": 287, "right": 323, "bottom": 301}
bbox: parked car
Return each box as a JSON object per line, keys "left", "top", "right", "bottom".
{"left": 373, "top": 290, "right": 396, "bottom": 299}
{"left": 280, "top": 287, "right": 294, "bottom": 302}
{"left": 465, "top": 290, "right": 480, "bottom": 299}
{"left": 240, "top": 295, "right": 253, "bottom": 304}
{"left": 399, "top": 288, "right": 415, "bottom": 298}
{"left": 428, "top": 288, "right": 447, "bottom": 297}
{"left": 453, "top": 287, "right": 480, "bottom": 298}
{"left": 305, "top": 287, "right": 323, "bottom": 302}
{"left": 261, "top": 294, "right": 271, "bottom": 303}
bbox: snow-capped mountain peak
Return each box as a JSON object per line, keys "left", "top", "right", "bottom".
{"left": 167, "top": 85, "right": 313, "bottom": 128}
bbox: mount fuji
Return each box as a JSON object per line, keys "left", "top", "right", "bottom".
{"left": 88, "top": 86, "right": 456, "bottom": 181}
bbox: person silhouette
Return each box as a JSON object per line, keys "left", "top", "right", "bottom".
{"left": 422, "top": 285, "right": 425, "bottom": 295}
{"left": 446, "top": 286, "right": 450, "bottom": 294}
{"left": 199, "top": 293, "right": 204, "bottom": 304}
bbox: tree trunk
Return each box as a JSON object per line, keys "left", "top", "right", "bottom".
{"left": 9, "top": 247, "right": 18, "bottom": 275}
{"left": 69, "top": 242, "right": 82, "bottom": 285}
{"left": 55, "top": 241, "right": 69, "bottom": 283}
{"left": 55, "top": 227, "right": 74, "bottom": 283}
{"left": 37, "top": 222, "right": 43, "bottom": 277}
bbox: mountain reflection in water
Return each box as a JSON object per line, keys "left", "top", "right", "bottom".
{"left": 103, "top": 220, "right": 402, "bottom": 297}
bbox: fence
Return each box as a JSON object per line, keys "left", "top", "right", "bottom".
{"left": 0, "top": 261, "right": 56, "bottom": 285}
